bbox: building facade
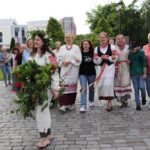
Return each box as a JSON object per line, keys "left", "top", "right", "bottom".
{"left": 27, "top": 20, "right": 48, "bottom": 31}
{"left": 0, "top": 19, "right": 17, "bottom": 46}
{"left": 61, "top": 17, "right": 76, "bottom": 35}
{"left": 12, "top": 25, "right": 27, "bottom": 44}
{"left": 0, "top": 19, "right": 48, "bottom": 46}
{"left": 0, "top": 19, "right": 27, "bottom": 46}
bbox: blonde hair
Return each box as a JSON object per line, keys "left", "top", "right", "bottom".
{"left": 98, "top": 32, "right": 108, "bottom": 39}
{"left": 116, "top": 34, "right": 125, "bottom": 44}
{"left": 148, "top": 33, "right": 150, "bottom": 39}
{"left": 55, "top": 41, "right": 61, "bottom": 46}
{"left": 65, "top": 33, "right": 74, "bottom": 39}
{"left": 26, "top": 38, "right": 33, "bottom": 47}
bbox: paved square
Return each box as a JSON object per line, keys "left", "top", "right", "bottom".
{"left": 0, "top": 82, "right": 150, "bottom": 150}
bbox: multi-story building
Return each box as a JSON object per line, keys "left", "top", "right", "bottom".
{"left": 0, "top": 18, "right": 76, "bottom": 46}
{"left": 27, "top": 20, "right": 48, "bottom": 31}
{"left": 0, "top": 19, "right": 48, "bottom": 46}
{"left": 12, "top": 25, "right": 27, "bottom": 44}
{"left": 61, "top": 17, "right": 76, "bottom": 35}
{"left": 0, "top": 19, "right": 27, "bottom": 46}
{"left": 0, "top": 19, "right": 17, "bottom": 46}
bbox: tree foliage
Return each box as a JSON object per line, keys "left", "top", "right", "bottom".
{"left": 10, "top": 37, "right": 16, "bottom": 50}
{"left": 86, "top": 0, "right": 149, "bottom": 45}
{"left": 46, "top": 17, "right": 64, "bottom": 49}
{"left": 86, "top": 3, "right": 118, "bottom": 37}
{"left": 141, "top": 0, "right": 150, "bottom": 43}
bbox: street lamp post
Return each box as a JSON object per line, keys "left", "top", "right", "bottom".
{"left": 115, "top": 1, "right": 123, "bottom": 34}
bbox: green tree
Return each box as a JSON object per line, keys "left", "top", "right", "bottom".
{"left": 121, "top": 6, "right": 144, "bottom": 45}
{"left": 86, "top": 0, "right": 146, "bottom": 45}
{"left": 141, "top": 0, "right": 150, "bottom": 44}
{"left": 86, "top": 3, "right": 118, "bottom": 37}
{"left": 73, "top": 34, "right": 99, "bottom": 47}
{"left": 46, "top": 17, "right": 64, "bottom": 49}
{"left": 10, "top": 37, "right": 15, "bottom": 50}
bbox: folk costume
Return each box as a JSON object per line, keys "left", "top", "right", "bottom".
{"left": 29, "top": 52, "right": 59, "bottom": 137}
{"left": 57, "top": 44, "right": 82, "bottom": 107}
{"left": 93, "top": 44, "right": 117, "bottom": 100}
{"left": 114, "top": 45, "right": 132, "bottom": 105}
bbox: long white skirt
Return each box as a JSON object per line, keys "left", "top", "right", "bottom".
{"left": 36, "top": 91, "right": 52, "bottom": 133}
{"left": 96, "top": 64, "right": 115, "bottom": 99}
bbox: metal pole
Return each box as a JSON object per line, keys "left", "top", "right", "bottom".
{"left": 118, "top": 10, "right": 120, "bottom": 33}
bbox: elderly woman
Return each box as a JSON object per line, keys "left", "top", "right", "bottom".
{"left": 0, "top": 45, "right": 12, "bottom": 86}
{"left": 57, "top": 33, "right": 82, "bottom": 112}
{"left": 143, "top": 33, "right": 150, "bottom": 108}
{"left": 93, "top": 32, "right": 118, "bottom": 111}
{"left": 114, "top": 34, "right": 132, "bottom": 107}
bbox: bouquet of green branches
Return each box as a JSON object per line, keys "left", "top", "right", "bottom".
{"left": 13, "top": 60, "right": 56, "bottom": 118}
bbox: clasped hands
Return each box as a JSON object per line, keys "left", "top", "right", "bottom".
{"left": 95, "top": 55, "right": 116, "bottom": 61}
{"left": 62, "top": 59, "right": 80, "bottom": 67}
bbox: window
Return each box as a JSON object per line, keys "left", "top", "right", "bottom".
{"left": 0, "top": 32, "right": 3, "bottom": 43}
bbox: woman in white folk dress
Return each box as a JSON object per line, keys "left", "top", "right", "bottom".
{"left": 93, "top": 32, "right": 118, "bottom": 111}
{"left": 114, "top": 34, "right": 132, "bottom": 107}
{"left": 57, "top": 33, "right": 82, "bottom": 112}
{"left": 29, "top": 31, "right": 59, "bottom": 148}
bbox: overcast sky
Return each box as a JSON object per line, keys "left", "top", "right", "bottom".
{"left": 1, "top": 0, "right": 142, "bottom": 34}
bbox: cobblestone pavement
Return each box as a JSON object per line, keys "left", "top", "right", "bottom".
{"left": 1, "top": 81, "right": 150, "bottom": 150}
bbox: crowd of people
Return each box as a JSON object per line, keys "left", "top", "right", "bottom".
{"left": 0, "top": 31, "right": 150, "bottom": 148}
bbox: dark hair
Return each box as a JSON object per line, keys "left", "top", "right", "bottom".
{"left": 31, "top": 30, "right": 54, "bottom": 57}
{"left": 12, "top": 47, "right": 19, "bottom": 54}
{"left": 129, "top": 41, "right": 138, "bottom": 49}
{"left": 80, "top": 39, "right": 94, "bottom": 52}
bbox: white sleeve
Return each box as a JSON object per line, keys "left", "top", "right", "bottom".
{"left": 70, "top": 46, "right": 82, "bottom": 66}
{"left": 57, "top": 47, "right": 63, "bottom": 67}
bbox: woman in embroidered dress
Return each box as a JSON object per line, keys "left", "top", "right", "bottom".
{"left": 29, "top": 32, "right": 59, "bottom": 148}
{"left": 57, "top": 33, "right": 82, "bottom": 112}
{"left": 114, "top": 34, "right": 132, "bottom": 107}
{"left": 93, "top": 32, "right": 117, "bottom": 111}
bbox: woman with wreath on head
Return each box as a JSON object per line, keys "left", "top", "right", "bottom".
{"left": 29, "top": 31, "right": 59, "bottom": 148}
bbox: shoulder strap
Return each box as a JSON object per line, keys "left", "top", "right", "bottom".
{"left": 97, "top": 46, "right": 101, "bottom": 57}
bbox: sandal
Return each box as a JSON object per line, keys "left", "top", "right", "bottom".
{"left": 47, "top": 135, "right": 55, "bottom": 141}
{"left": 36, "top": 138, "right": 51, "bottom": 149}
{"left": 106, "top": 106, "right": 112, "bottom": 112}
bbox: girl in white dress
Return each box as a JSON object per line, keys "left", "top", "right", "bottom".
{"left": 29, "top": 31, "right": 59, "bottom": 148}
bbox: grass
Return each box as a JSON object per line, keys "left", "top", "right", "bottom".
{"left": 0, "top": 70, "right": 3, "bottom": 81}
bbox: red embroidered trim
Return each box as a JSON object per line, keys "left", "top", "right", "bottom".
{"left": 114, "top": 89, "right": 132, "bottom": 93}
{"left": 99, "top": 96, "right": 114, "bottom": 100}
{"left": 66, "top": 45, "right": 72, "bottom": 50}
